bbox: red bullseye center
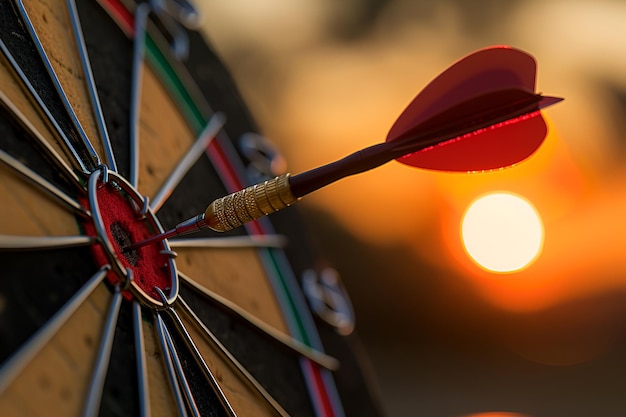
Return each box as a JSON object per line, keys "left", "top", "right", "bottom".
{"left": 84, "top": 183, "right": 172, "bottom": 302}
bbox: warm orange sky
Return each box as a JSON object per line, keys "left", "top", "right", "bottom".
{"left": 200, "top": 2, "right": 626, "bottom": 415}
{"left": 202, "top": 0, "right": 626, "bottom": 313}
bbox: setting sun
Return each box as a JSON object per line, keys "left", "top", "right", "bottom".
{"left": 461, "top": 192, "right": 544, "bottom": 273}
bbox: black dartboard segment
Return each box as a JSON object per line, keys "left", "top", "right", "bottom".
{"left": 99, "top": 300, "right": 140, "bottom": 417}
{"left": 75, "top": 0, "right": 134, "bottom": 179}
{"left": 0, "top": 247, "right": 97, "bottom": 363}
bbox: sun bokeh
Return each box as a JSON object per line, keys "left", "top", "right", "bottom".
{"left": 461, "top": 192, "right": 544, "bottom": 274}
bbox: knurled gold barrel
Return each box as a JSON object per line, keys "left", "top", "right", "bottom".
{"left": 204, "top": 174, "right": 299, "bottom": 232}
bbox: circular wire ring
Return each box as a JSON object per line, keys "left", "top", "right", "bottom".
{"left": 87, "top": 167, "right": 179, "bottom": 307}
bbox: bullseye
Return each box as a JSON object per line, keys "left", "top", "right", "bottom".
{"left": 82, "top": 168, "right": 178, "bottom": 307}
{"left": 109, "top": 221, "right": 139, "bottom": 266}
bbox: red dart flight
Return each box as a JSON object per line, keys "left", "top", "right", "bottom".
{"left": 386, "top": 45, "right": 562, "bottom": 172}
{"left": 289, "top": 45, "right": 563, "bottom": 197}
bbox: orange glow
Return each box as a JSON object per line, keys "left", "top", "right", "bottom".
{"left": 462, "top": 413, "right": 530, "bottom": 417}
{"left": 438, "top": 123, "right": 626, "bottom": 312}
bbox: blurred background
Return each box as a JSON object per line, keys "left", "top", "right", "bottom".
{"left": 199, "top": 1, "right": 626, "bottom": 416}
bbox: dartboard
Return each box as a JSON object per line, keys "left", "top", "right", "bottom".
{"left": 0, "top": 1, "right": 381, "bottom": 416}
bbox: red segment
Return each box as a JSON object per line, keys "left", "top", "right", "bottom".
{"left": 82, "top": 184, "right": 172, "bottom": 301}
{"left": 99, "top": 0, "right": 134, "bottom": 35}
{"left": 387, "top": 46, "right": 537, "bottom": 142}
{"left": 304, "top": 360, "right": 336, "bottom": 417}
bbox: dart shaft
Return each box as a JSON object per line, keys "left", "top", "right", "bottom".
{"left": 125, "top": 175, "right": 299, "bottom": 248}
{"left": 129, "top": 145, "right": 394, "bottom": 244}
{"left": 131, "top": 92, "right": 563, "bottom": 240}
{"left": 204, "top": 143, "right": 399, "bottom": 232}
{"left": 289, "top": 142, "right": 393, "bottom": 198}
{"left": 122, "top": 47, "right": 566, "bottom": 247}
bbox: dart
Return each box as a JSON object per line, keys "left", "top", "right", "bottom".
{"left": 125, "top": 45, "right": 562, "bottom": 252}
